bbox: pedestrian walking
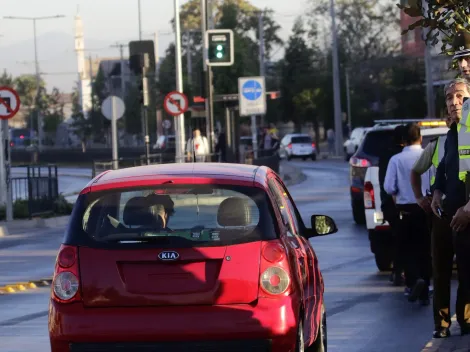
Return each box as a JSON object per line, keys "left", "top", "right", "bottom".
{"left": 411, "top": 117, "right": 454, "bottom": 338}
{"left": 384, "top": 123, "right": 432, "bottom": 305}
{"left": 431, "top": 78, "right": 470, "bottom": 338}
{"left": 186, "top": 128, "right": 210, "bottom": 163}
{"left": 378, "top": 125, "right": 406, "bottom": 286}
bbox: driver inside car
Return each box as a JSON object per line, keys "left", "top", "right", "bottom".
{"left": 146, "top": 194, "right": 175, "bottom": 231}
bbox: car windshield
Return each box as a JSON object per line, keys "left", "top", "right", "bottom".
{"left": 291, "top": 136, "right": 312, "bottom": 144}
{"left": 72, "top": 184, "right": 277, "bottom": 248}
{"left": 361, "top": 130, "right": 396, "bottom": 157}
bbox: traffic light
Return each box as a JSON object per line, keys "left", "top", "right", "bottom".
{"left": 129, "top": 40, "right": 155, "bottom": 75}
{"left": 206, "top": 29, "right": 234, "bottom": 66}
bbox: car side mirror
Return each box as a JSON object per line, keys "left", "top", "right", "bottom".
{"left": 309, "top": 215, "right": 338, "bottom": 237}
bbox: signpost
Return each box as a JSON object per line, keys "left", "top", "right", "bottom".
{"left": 162, "top": 119, "right": 171, "bottom": 130}
{"left": 164, "top": 91, "right": 188, "bottom": 163}
{"left": 238, "top": 77, "right": 266, "bottom": 159}
{"left": 101, "top": 96, "right": 125, "bottom": 170}
{"left": 0, "top": 86, "right": 21, "bottom": 222}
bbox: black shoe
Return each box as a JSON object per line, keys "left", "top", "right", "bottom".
{"left": 408, "top": 279, "right": 425, "bottom": 302}
{"left": 461, "top": 326, "right": 470, "bottom": 336}
{"left": 433, "top": 328, "right": 450, "bottom": 338}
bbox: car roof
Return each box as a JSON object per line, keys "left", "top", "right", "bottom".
{"left": 420, "top": 127, "right": 448, "bottom": 136}
{"left": 285, "top": 133, "right": 311, "bottom": 137}
{"left": 83, "top": 163, "right": 271, "bottom": 193}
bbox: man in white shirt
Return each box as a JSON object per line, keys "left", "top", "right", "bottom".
{"left": 384, "top": 123, "right": 432, "bottom": 305}
{"left": 186, "top": 128, "right": 209, "bottom": 162}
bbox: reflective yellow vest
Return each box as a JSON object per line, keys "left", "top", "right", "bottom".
{"left": 430, "top": 136, "right": 446, "bottom": 186}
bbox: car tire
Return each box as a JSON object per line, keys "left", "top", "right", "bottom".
{"left": 352, "top": 201, "right": 366, "bottom": 225}
{"left": 374, "top": 250, "right": 393, "bottom": 272}
{"left": 287, "top": 155, "right": 292, "bottom": 161}
{"left": 307, "top": 304, "right": 327, "bottom": 352}
{"left": 303, "top": 156, "right": 307, "bottom": 161}
{"left": 311, "top": 154, "right": 317, "bottom": 161}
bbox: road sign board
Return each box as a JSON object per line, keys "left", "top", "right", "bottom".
{"left": 162, "top": 119, "right": 171, "bottom": 129}
{"left": 102, "top": 96, "right": 125, "bottom": 120}
{"left": 0, "top": 86, "right": 21, "bottom": 120}
{"left": 238, "top": 77, "right": 266, "bottom": 117}
{"left": 164, "top": 91, "right": 189, "bottom": 116}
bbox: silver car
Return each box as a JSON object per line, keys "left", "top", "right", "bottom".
{"left": 279, "top": 133, "right": 317, "bottom": 161}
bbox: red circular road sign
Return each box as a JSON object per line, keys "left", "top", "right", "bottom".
{"left": 163, "top": 91, "right": 189, "bottom": 116}
{"left": 0, "top": 86, "right": 21, "bottom": 120}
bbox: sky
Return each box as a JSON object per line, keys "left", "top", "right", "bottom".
{"left": 0, "top": 0, "right": 308, "bottom": 93}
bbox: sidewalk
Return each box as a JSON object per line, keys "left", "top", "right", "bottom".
{"left": 421, "top": 315, "right": 470, "bottom": 351}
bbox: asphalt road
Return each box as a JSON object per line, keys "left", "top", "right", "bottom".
{"left": 0, "top": 160, "right": 458, "bottom": 351}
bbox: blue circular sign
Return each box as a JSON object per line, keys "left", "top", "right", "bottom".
{"left": 242, "top": 80, "right": 263, "bottom": 101}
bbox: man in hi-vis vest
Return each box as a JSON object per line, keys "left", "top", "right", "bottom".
{"left": 431, "top": 77, "right": 470, "bottom": 339}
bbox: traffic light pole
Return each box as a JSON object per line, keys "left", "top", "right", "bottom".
{"left": 201, "top": 0, "right": 214, "bottom": 153}
{"left": 142, "top": 53, "right": 151, "bottom": 165}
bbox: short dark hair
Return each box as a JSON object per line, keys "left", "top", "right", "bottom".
{"left": 404, "top": 123, "right": 421, "bottom": 145}
{"left": 393, "top": 125, "right": 405, "bottom": 145}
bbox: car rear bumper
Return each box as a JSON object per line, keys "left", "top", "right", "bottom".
{"left": 49, "top": 295, "right": 299, "bottom": 352}
{"left": 365, "top": 209, "right": 390, "bottom": 231}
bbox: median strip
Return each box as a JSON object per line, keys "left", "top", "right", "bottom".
{"left": 0, "top": 278, "right": 52, "bottom": 295}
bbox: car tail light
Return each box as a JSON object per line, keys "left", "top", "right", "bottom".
{"left": 350, "top": 156, "right": 371, "bottom": 167}
{"left": 288, "top": 143, "right": 292, "bottom": 149}
{"left": 312, "top": 143, "right": 316, "bottom": 148}
{"left": 259, "top": 241, "right": 291, "bottom": 296}
{"left": 364, "top": 181, "right": 375, "bottom": 209}
{"left": 52, "top": 245, "right": 81, "bottom": 303}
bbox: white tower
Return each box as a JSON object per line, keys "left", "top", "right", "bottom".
{"left": 74, "top": 10, "right": 92, "bottom": 119}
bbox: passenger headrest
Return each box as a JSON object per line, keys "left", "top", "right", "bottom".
{"left": 217, "top": 197, "right": 252, "bottom": 227}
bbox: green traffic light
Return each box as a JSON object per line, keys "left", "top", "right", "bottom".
{"left": 216, "top": 44, "right": 223, "bottom": 51}
{"left": 216, "top": 52, "right": 223, "bottom": 58}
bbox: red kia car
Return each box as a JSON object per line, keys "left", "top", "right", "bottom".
{"left": 49, "top": 163, "right": 337, "bottom": 352}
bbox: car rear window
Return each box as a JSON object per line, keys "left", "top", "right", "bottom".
{"left": 65, "top": 185, "right": 278, "bottom": 248}
{"left": 361, "top": 130, "right": 396, "bottom": 157}
{"left": 291, "top": 136, "right": 312, "bottom": 143}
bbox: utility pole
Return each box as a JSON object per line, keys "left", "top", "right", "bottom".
{"left": 174, "top": 0, "right": 186, "bottom": 163}
{"left": 328, "top": 0, "right": 344, "bottom": 157}
{"left": 258, "top": 11, "right": 266, "bottom": 127}
{"left": 186, "top": 29, "right": 193, "bottom": 88}
{"left": 142, "top": 53, "right": 151, "bottom": 164}
{"left": 202, "top": 0, "right": 215, "bottom": 153}
{"left": 4, "top": 15, "right": 65, "bottom": 151}
{"left": 138, "top": 0, "right": 142, "bottom": 40}
{"left": 345, "top": 68, "right": 352, "bottom": 129}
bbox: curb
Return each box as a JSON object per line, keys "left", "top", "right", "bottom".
{"left": 0, "top": 215, "right": 70, "bottom": 234}
{"left": 0, "top": 278, "right": 52, "bottom": 295}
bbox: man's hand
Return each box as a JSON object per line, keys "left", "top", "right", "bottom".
{"left": 417, "top": 196, "right": 432, "bottom": 213}
{"left": 450, "top": 206, "right": 470, "bottom": 232}
{"left": 431, "top": 190, "right": 444, "bottom": 217}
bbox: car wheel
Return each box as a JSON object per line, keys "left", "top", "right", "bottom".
{"left": 303, "top": 156, "right": 307, "bottom": 161}
{"left": 287, "top": 155, "right": 292, "bottom": 161}
{"left": 352, "top": 201, "right": 366, "bottom": 225}
{"left": 307, "top": 304, "right": 327, "bottom": 352}
{"left": 311, "top": 154, "right": 317, "bottom": 161}
{"left": 374, "top": 250, "right": 393, "bottom": 272}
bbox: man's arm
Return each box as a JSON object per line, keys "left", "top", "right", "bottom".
{"left": 384, "top": 156, "right": 398, "bottom": 195}
{"left": 431, "top": 138, "right": 447, "bottom": 217}
{"left": 411, "top": 141, "right": 435, "bottom": 211}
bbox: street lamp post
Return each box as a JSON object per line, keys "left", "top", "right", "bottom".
{"left": 328, "top": 0, "right": 344, "bottom": 157}
{"left": 3, "top": 15, "right": 65, "bottom": 150}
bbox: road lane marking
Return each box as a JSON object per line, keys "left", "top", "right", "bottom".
{"left": 0, "top": 310, "right": 49, "bottom": 327}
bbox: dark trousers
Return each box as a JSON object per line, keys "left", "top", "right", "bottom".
{"left": 431, "top": 215, "right": 454, "bottom": 329}
{"left": 382, "top": 197, "right": 402, "bottom": 276}
{"left": 454, "top": 229, "right": 470, "bottom": 328}
{"left": 397, "top": 204, "right": 432, "bottom": 293}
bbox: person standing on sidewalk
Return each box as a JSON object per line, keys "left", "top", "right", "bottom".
{"left": 411, "top": 116, "right": 453, "bottom": 338}
{"left": 431, "top": 78, "right": 470, "bottom": 338}
{"left": 384, "top": 123, "right": 432, "bottom": 305}
{"left": 378, "top": 125, "right": 406, "bottom": 286}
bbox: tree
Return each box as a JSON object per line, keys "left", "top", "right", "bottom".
{"left": 70, "top": 84, "right": 92, "bottom": 152}
{"left": 398, "top": 0, "right": 469, "bottom": 59}
{"left": 43, "top": 88, "right": 65, "bottom": 144}
{"left": 281, "top": 18, "right": 316, "bottom": 127}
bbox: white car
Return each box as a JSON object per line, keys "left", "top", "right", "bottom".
{"left": 364, "top": 123, "right": 448, "bottom": 271}
{"left": 278, "top": 133, "right": 317, "bottom": 161}
{"left": 344, "top": 127, "right": 370, "bottom": 160}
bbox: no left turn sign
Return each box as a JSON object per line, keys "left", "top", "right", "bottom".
{"left": 0, "top": 86, "right": 21, "bottom": 120}
{"left": 163, "top": 91, "right": 189, "bottom": 116}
